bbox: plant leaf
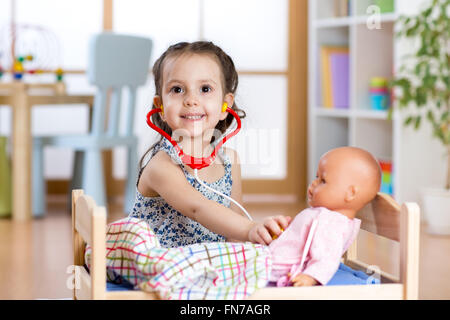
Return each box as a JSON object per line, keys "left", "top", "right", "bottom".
{"left": 404, "top": 116, "right": 413, "bottom": 126}
{"left": 414, "top": 116, "right": 422, "bottom": 130}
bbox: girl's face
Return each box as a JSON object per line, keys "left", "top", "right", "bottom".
{"left": 155, "top": 53, "right": 233, "bottom": 141}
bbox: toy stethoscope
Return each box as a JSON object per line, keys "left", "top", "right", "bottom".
{"left": 146, "top": 103, "right": 253, "bottom": 221}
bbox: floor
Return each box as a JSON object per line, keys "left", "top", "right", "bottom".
{"left": 0, "top": 195, "right": 449, "bottom": 300}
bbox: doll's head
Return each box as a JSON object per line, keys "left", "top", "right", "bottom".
{"left": 307, "top": 147, "right": 382, "bottom": 219}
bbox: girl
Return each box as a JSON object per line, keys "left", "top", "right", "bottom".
{"left": 130, "top": 41, "right": 291, "bottom": 248}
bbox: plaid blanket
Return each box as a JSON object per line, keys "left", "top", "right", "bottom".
{"left": 85, "top": 217, "right": 272, "bottom": 300}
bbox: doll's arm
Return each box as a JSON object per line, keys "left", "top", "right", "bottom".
{"left": 291, "top": 273, "right": 318, "bottom": 287}
{"left": 294, "top": 217, "right": 344, "bottom": 285}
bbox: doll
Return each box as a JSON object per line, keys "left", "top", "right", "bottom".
{"left": 269, "top": 146, "right": 382, "bottom": 287}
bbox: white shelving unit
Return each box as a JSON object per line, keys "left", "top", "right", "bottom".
{"left": 308, "top": 0, "right": 402, "bottom": 199}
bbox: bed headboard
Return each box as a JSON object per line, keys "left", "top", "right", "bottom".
{"left": 72, "top": 189, "right": 107, "bottom": 300}
{"left": 347, "top": 192, "right": 420, "bottom": 299}
{"left": 356, "top": 192, "right": 401, "bottom": 241}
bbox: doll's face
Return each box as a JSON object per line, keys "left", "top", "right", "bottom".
{"left": 307, "top": 152, "right": 350, "bottom": 209}
{"left": 307, "top": 147, "right": 381, "bottom": 213}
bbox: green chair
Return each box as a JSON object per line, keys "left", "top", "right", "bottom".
{"left": 32, "top": 33, "right": 153, "bottom": 217}
{"left": 0, "top": 136, "right": 11, "bottom": 217}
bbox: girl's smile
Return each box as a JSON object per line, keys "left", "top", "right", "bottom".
{"left": 180, "top": 113, "right": 206, "bottom": 121}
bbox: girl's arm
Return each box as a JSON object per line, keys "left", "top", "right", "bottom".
{"left": 224, "top": 147, "right": 291, "bottom": 241}
{"left": 224, "top": 147, "right": 243, "bottom": 215}
{"left": 138, "top": 150, "right": 286, "bottom": 244}
{"left": 224, "top": 147, "right": 245, "bottom": 242}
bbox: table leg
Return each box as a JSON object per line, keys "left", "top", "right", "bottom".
{"left": 103, "top": 150, "right": 113, "bottom": 198}
{"left": 12, "top": 87, "right": 32, "bottom": 221}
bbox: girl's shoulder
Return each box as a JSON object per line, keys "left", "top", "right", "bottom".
{"left": 222, "top": 147, "right": 240, "bottom": 165}
{"left": 138, "top": 148, "right": 183, "bottom": 197}
{"left": 153, "top": 138, "right": 183, "bottom": 164}
{"left": 143, "top": 149, "right": 180, "bottom": 179}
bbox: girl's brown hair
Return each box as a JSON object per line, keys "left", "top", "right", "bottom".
{"left": 140, "top": 41, "right": 246, "bottom": 168}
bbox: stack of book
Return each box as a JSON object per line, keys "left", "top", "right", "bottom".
{"left": 370, "top": 77, "right": 390, "bottom": 110}
{"left": 334, "top": 0, "right": 351, "bottom": 17}
{"left": 320, "top": 46, "right": 350, "bottom": 109}
{"left": 379, "top": 159, "right": 393, "bottom": 196}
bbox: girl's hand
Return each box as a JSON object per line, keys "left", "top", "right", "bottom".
{"left": 248, "top": 215, "right": 292, "bottom": 245}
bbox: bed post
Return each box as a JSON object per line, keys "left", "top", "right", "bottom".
{"left": 91, "top": 205, "right": 107, "bottom": 299}
{"left": 72, "top": 189, "right": 85, "bottom": 300}
{"left": 400, "top": 202, "right": 420, "bottom": 300}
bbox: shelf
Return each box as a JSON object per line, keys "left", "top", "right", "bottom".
{"left": 354, "top": 109, "right": 389, "bottom": 120}
{"left": 353, "top": 13, "right": 398, "bottom": 25}
{"left": 314, "top": 13, "right": 397, "bottom": 29}
{"left": 308, "top": 0, "right": 404, "bottom": 201}
{"left": 315, "top": 16, "right": 353, "bottom": 28}
{"left": 315, "top": 107, "right": 351, "bottom": 118}
{"left": 314, "top": 108, "right": 396, "bottom": 120}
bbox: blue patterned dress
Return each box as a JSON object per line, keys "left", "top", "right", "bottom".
{"left": 129, "top": 138, "right": 232, "bottom": 248}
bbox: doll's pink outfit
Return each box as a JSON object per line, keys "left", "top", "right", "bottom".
{"left": 269, "top": 207, "right": 361, "bottom": 286}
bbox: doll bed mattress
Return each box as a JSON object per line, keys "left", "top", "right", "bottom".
{"left": 85, "top": 217, "right": 379, "bottom": 299}
{"left": 105, "top": 262, "right": 379, "bottom": 292}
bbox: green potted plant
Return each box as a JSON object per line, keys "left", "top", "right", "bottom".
{"left": 390, "top": 0, "right": 450, "bottom": 234}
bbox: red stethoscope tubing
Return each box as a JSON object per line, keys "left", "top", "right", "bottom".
{"left": 146, "top": 106, "right": 253, "bottom": 221}
{"left": 146, "top": 107, "right": 241, "bottom": 170}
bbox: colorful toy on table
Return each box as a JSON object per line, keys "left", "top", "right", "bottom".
{"left": 55, "top": 67, "right": 64, "bottom": 82}
{"left": 2, "top": 24, "right": 63, "bottom": 82}
{"left": 370, "top": 77, "right": 390, "bottom": 110}
{"left": 0, "top": 54, "right": 3, "bottom": 79}
{"left": 379, "top": 159, "right": 393, "bottom": 195}
{"left": 12, "top": 54, "right": 34, "bottom": 80}
{"left": 10, "top": 55, "right": 63, "bottom": 83}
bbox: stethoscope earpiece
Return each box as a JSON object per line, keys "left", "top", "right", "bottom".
{"left": 221, "top": 102, "right": 228, "bottom": 113}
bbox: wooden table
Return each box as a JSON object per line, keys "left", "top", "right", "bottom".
{"left": 0, "top": 82, "right": 94, "bottom": 221}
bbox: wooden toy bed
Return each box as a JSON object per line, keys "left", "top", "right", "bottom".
{"left": 71, "top": 189, "right": 420, "bottom": 300}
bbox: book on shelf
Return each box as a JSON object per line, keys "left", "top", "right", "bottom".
{"left": 320, "top": 45, "right": 349, "bottom": 109}
{"left": 374, "top": 0, "right": 394, "bottom": 14}
{"left": 334, "top": 0, "right": 351, "bottom": 17}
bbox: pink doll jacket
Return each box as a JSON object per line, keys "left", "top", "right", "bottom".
{"left": 269, "top": 206, "right": 361, "bottom": 286}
